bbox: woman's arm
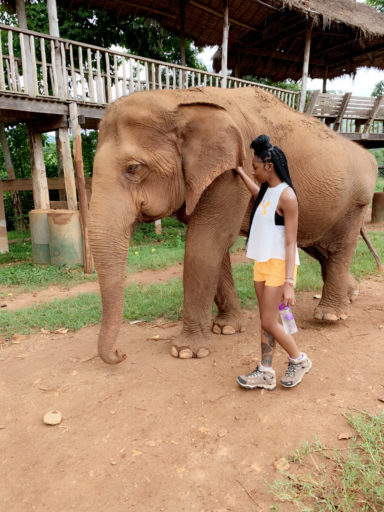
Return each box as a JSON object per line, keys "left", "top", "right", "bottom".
{"left": 236, "top": 166, "right": 260, "bottom": 197}
{"left": 279, "top": 187, "right": 299, "bottom": 306}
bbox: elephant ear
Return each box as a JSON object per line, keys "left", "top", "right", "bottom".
{"left": 177, "top": 101, "right": 246, "bottom": 215}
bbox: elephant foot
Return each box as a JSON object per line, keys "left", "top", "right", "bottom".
{"left": 170, "top": 335, "right": 211, "bottom": 359}
{"left": 170, "top": 345, "right": 210, "bottom": 359}
{"left": 313, "top": 305, "right": 348, "bottom": 322}
{"left": 212, "top": 314, "right": 245, "bottom": 335}
{"left": 98, "top": 346, "right": 127, "bottom": 365}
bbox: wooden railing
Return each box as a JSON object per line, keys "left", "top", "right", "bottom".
{"left": 306, "top": 91, "right": 384, "bottom": 136}
{"left": 0, "top": 24, "right": 299, "bottom": 108}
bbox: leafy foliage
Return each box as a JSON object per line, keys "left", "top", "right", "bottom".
{"left": 367, "top": 0, "right": 384, "bottom": 13}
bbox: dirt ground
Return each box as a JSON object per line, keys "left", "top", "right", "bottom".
{"left": 1, "top": 252, "right": 384, "bottom": 511}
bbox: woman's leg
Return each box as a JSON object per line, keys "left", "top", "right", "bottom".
{"left": 258, "top": 285, "right": 300, "bottom": 359}
{"left": 254, "top": 281, "right": 276, "bottom": 367}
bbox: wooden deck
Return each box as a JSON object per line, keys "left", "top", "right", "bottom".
{"left": 0, "top": 23, "right": 384, "bottom": 147}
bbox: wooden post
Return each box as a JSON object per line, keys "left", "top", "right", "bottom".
{"left": 322, "top": 66, "right": 328, "bottom": 93}
{"left": 0, "top": 183, "right": 9, "bottom": 254}
{"left": 179, "top": 0, "right": 186, "bottom": 67}
{"left": 58, "top": 128, "right": 78, "bottom": 209}
{"left": 179, "top": 0, "right": 186, "bottom": 90}
{"left": 298, "top": 22, "right": 313, "bottom": 112}
{"left": 155, "top": 219, "right": 162, "bottom": 235}
{"left": 221, "top": 0, "right": 229, "bottom": 88}
{"left": 69, "top": 103, "right": 93, "bottom": 274}
{"left": 28, "top": 129, "right": 50, "bottom": 210}
{"left": 47, "top": 0, "right": 77, "bottom": 210}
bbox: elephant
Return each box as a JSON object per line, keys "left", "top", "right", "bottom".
{"left": 88, "top": 86, "right": 378, "bottom": 364}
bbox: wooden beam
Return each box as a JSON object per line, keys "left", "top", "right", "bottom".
{"left": 0, "top": 177, "right": 91, "bottom": 192}
{"left": 188, "top": 0, "right": 260, "bottom": 32}
{"left": 362, "top": 95, "right": 384, "bottom": 134}
{"left": 69, "top": 102, "right": 93, "bottom": 274}
{"left": 304, "top": 90, "right": 320, "bottom": 116}
{"left": 333, "top": 92, "right": 352, "bottom": 131}
{"left": 238, "top": 46, "right": 323, "bottom": 66}
{"left": 27, "top": 115, "right": 68, "bottom": 133}
{"left": 221, "top": 0, "right": 229, "bottom": 88}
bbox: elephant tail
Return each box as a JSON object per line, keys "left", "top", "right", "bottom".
{"left": 360, "top": 226, "right": 383, "bottom": 272}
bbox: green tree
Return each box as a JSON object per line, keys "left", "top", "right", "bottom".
{"left": 367, "top": 0, "right": 384, "bottom": 13}
{"left": 367, "top": 1, "right": 384, "bottom": 95}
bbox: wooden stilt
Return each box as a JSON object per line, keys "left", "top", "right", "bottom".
{"left": 155, "top": 219, "right": 162, "bottom": 235}
{"left": 298, "top": 22, "right": 313, "bottom": 112}
{"left": 58, "top": 127, "right": 77, "bottom": 209}
{"left": 0, "top": 184, "right": 9, "bottom": 254}
{"left": 69, "top": 102, "right": 93, "bottom": 274}
{"left": 28, "top": 128, "right": 50, "bottom": 210}
{"left": 47, "top": 0, "right": 77, "bottom": 209}
{"left": 221, "top": 0, "right": 229, "bottom": 88}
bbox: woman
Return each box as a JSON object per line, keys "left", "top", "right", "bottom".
{"left": 236, "top": 134, "right": 311, "bottom": 390}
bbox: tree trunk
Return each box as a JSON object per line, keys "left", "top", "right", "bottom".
{"left": 0, "top": 123, "right": 26, "bottom": 232}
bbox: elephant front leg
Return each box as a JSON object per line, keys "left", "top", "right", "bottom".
{"left": 171, "top": 228, "right": 238, "bottom": 359}
{"left": 212, "top": 251, "right": 244, "bottom": 335}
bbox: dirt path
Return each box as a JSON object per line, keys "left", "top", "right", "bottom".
{"left": 1, "top": 258, "right": 384, "bottom": 511}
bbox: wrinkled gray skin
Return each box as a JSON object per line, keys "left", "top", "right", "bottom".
{"left": 89, "top": 86, "right": 378, "bottom": 364}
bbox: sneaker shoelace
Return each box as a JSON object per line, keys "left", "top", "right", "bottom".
{"left": 247, "top": 367, "right": 262, "bottom": 377}
{"left": 284, "top": 362, "right": 299, "bottom": 377}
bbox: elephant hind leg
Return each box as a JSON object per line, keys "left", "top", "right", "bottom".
{"left": 212, "top": 251, "right": 244, "bottom": 335}
{"left": 303, "top": 245, "right": 359, "bottom": 308}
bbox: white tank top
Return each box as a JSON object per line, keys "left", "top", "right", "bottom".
{"left": 246, "top": 182, "right": 300, "bottom": 265}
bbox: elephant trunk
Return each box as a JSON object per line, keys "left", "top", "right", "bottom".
{"left": 89, "top": 193, "right": 135, "bottom": 364}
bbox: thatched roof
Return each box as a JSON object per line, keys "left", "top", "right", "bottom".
{"left": 61, "top": 0, "right": 384, "bottom": 81}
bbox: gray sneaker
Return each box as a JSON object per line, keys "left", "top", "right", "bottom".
{"left": 237, "top": 363, "right": 276, "bottom": 391}
{"left": 280, "top": 355, "right": 312, "bottom": 388}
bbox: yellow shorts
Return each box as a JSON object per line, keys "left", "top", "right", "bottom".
{"left": 253, "top": 258, "right": 298, "bottom": 287}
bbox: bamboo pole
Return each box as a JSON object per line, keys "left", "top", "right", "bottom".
{"left": 69, "top": 103, "right": 93, "bottom": 274}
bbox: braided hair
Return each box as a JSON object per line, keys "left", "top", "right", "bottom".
{"left": 248, "top": 134, "right": 296, "bottom": 235}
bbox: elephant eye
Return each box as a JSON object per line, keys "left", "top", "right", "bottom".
{"left": 127, "top": 164, "right": 139, "bottom": 173}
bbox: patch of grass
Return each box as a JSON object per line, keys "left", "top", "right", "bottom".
{"left": 131, "top": 216, "right": 186, "bottom": 246}
{"left": 0, "top": 263, "right": 96, "bottom": 295}
{"left": 0, "top": 280, "right": 183, "bottom": 338}
{"left": 0, "top": 239, "right": 32, "bottom": 264}
{"left": 268, "top": 410, "right": 384, "bottom": 511}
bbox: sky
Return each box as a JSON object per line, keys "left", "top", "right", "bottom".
{"left": 199, "top": 0, "right": 384, "bottom": 98}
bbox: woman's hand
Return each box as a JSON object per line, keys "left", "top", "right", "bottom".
{"left": 282, "top": 282, "right": 296, "bottom": 306}
{"left": 235, "top": 166, "right": 260, "bottom": 197}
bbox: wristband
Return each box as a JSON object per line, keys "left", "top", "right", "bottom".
{"left": 284, "top": 281, "right": 294, "bottom": 287}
